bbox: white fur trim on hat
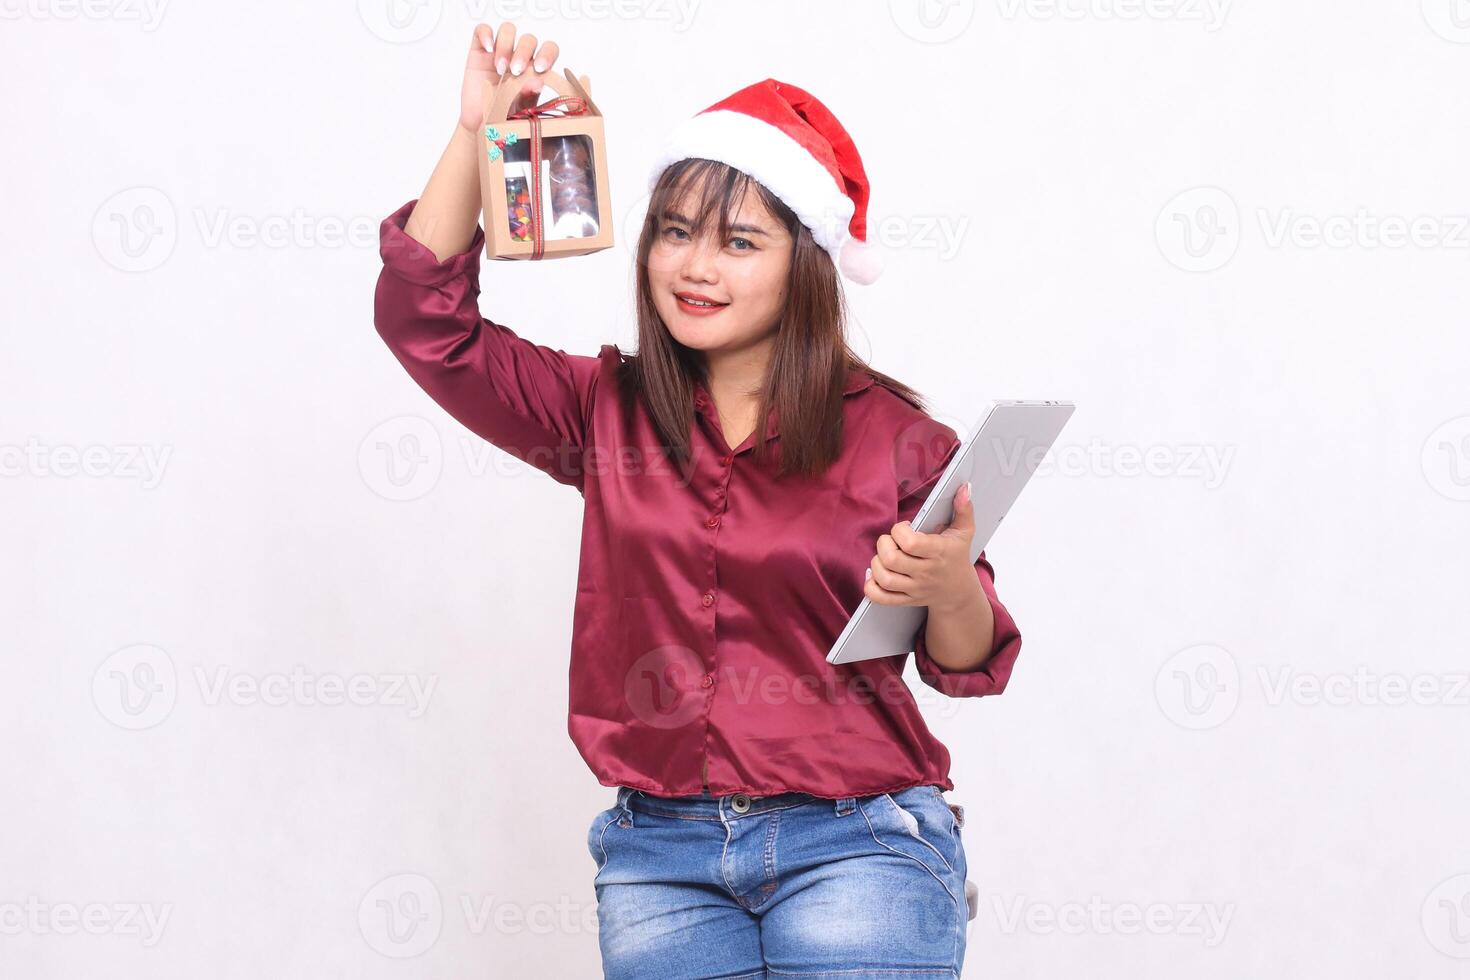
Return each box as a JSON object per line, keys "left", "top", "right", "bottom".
{"left": 647, "top": 109, "right": 857, "bottom": 261}
{"left": 839, "top": 236, "right": 885, "bottom": 285}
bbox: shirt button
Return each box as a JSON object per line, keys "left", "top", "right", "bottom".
{"left": 722, "top": 454, "right": 734, "bottom": 466}
{"left": 701, "top": 673, "right": 713, "bottom": 688}
{"left": 702, "top": 591, "right": 715, "bottom": 607}
{"left": 705, "top": 515, "right": 720, "bottom": 528}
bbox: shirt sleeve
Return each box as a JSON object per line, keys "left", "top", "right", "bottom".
{"left": 373, "top": 198, "right": 602, "bottom": 492}
{"left": 897, "top": 430, "right": 1024, "bottom": 699}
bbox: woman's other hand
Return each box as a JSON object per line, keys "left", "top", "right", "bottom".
{"left": 865, "top": 481, "right": 984, "bottom": 613}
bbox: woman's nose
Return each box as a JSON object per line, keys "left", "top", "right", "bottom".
{"left": 679, "top": 240, "right": 720, "bottom": 281}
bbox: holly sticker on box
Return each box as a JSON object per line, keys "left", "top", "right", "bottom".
{"left": 477, "top": 66, "right": 613, "bottom": 260}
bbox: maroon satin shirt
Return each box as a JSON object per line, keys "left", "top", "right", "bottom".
{"left": 373, "top": 198, "right": 1023, "bottom": 799}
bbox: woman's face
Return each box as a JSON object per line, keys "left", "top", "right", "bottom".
{"left": 646, "top": 185, "right": 796, "bottom": 359}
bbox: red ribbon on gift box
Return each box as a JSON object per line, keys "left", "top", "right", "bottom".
{"left": 507, "top": 95, "right": 589, "bottom": 259}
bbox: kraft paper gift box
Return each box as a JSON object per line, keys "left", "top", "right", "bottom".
{"left": 477, "top": 66, "right": 614, "bottom": 260}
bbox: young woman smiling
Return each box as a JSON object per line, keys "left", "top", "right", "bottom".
{"left": 374, "top": 21, "right": 1024, "bottom": 980}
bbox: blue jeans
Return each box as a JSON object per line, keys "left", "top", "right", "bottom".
{"left": 587, "top": 784, "right": 969, "bottom": 979}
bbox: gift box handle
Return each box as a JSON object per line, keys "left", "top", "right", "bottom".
{"left": 481, "top": 65, "right": 596, "bottom": 125}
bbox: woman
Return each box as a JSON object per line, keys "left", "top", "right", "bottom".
{"left": 374, "top": 22, "right": 1024, "bottom": 980}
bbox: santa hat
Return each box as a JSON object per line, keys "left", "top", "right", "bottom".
{"left": 646, "top": 78, "right": 885, "bottom": 285}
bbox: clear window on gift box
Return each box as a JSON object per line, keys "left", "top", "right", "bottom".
{"left": 501, "top": 135, "right": 601, "bottom": 243}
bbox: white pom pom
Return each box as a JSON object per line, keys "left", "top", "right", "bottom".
{"left": 838, "top": 236, "right": 885, "bottom": 285}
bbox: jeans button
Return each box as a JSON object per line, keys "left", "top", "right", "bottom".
{"left": 730, "top": 793, "right": 751, "bottom": 813}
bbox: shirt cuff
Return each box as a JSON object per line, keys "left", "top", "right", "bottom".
{"left": 378, "top": 198, "right": 487, "bottom": 288}
{"left": 912, "top": 553, "right": 1023, "bottom": 699}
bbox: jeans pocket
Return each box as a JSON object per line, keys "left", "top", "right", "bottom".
{"left": 864, "top": 790, "right": 959, "bottom": 887}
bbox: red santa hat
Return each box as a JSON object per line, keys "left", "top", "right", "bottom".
{"left": 646, "top": 78, "right": 885, "bottom": 285}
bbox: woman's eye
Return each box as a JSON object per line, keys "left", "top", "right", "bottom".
{"left": 729, "top": 237, "right": 755, "bottom": 251}
{"left": 661, "top": 225, "right": 689, "bottom": 240}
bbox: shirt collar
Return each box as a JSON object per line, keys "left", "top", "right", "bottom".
{"left": 692, "top": 367, "right": 875, "bottom": 448}
{"left": 692, "top": 366, "right": 875, "bottom": 406}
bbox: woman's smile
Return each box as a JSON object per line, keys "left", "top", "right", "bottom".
{"left": 674, "top": 290, "right": 731, "bottom": 316}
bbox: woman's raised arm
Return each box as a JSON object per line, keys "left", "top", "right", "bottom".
{"left": 374, "top": 25, "right": 603, "bottom": 492}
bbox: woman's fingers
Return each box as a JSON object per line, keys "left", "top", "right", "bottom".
{"left": 492, "top": 22, "right": 518, "bottom": 75}
{"left": 532, "top": 40, "right": 559, "bottom": 73}
{"left": 471, "top": 23, "right": 492, "bottom": 54}
{"left": 510, "top": 32, "right": 539, "bottom": 75}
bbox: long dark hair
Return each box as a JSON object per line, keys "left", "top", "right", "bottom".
{"left": 615, "top": 157, "right": 925, "bottom": 481}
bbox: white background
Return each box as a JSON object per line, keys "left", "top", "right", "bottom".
{"left": 3, "top": 1, "right": 1469, "bottom": 977}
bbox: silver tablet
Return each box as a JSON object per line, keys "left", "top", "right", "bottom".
{"left": 825, "top": 400, "right": 1075, "bottom": 667}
